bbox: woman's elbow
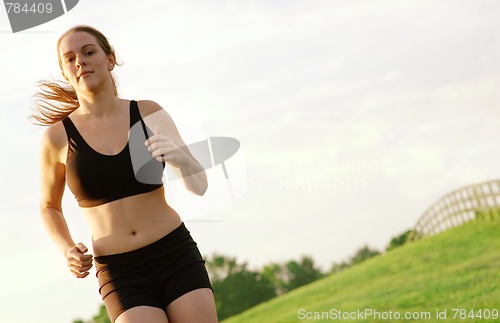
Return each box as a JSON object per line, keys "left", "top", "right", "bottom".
{"left": 193, "top": 179, "right": 208, "bottom": 196}
{"left": 190, "top": 174, "right": 208, "bottom": 196}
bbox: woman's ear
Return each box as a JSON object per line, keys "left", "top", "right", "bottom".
{"left": 108, "top": 54, "right": 116, "bottom": 71}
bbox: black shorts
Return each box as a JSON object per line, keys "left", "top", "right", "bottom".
{"left": 94, "top": 223, "right": 213, "bottom": 322}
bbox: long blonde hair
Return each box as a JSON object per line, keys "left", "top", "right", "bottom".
{"left": 32, "top": 25, "right": 118, "bottom": 126}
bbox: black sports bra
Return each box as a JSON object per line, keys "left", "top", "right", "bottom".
{"left": 62, "top": 100, "right": 164, "bottom": 207}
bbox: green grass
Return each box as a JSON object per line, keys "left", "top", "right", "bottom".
{"left": 222, "top": 220, "right": 500, "bottom": 322}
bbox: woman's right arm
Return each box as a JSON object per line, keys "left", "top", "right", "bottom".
{"left": 39, "top": 125, "right": 93, "bottom": 278}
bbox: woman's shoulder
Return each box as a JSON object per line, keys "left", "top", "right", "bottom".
{"left": 134, "top": 99, "right": 178, "bottom": 132}
{"left": 136, "top": 99, "right": 165, "bottom": 116}
{"left": 41, "top": 120, "right": 67, "bottom": 152}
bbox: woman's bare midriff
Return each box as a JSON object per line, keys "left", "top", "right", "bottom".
{"left": 81, "top": 187, "right": 182, "bottom": 257}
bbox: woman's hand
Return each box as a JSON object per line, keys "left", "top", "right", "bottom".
{"left": 66, "top": 243, "right": 93, "bottom": 279}
{"left": 145, "top": 127, "right": 188, "bottom": 167}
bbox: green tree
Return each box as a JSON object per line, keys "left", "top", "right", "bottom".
{"left": 91, "top": 304, "right": 110, "bottom": 323}
{"left": 262, "top": 256, "right": 324, "bottom": 295}
{"left": 213, "top": 269, "right": 276, "bottom": 320}
{"left": 330, "top": 261, "right": 350, "bottom": 274}
{"left": 206, "top": 253, "right": 277, "bottom": 320}
{"left": 262, "top": 262, "right": 287, "bottom": 295}
{"left": 284, "top": 256, "right": 324, "bottom": 291}
{"left": 386, "top": 229, "right": 412, "bottom": 251}
{"left": 205, "top": 253, "right": 240, "bottom": 281}
{"left": 349, "top": 245, "right": 381, "bottom": 266}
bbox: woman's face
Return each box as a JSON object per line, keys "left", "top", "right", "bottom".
{"left": 58, "top": 31, "right": 115, "bottom": 95}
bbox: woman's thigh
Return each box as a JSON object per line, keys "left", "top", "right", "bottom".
{"left": 115, "top": 306, "right": 169, "bottom": 323}
{"left": 166, "top": 288, "right": 218, "bottom": 323}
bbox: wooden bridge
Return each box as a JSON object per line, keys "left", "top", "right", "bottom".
{"left": 409, "top": 179, "right": 500, "bottom": 241}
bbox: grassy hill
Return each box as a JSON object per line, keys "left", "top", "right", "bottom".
{"left": 222, "top": 220, "right": 500, "bottom": 322}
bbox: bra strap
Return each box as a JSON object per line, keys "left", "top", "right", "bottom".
{"left": 130, "top": 100, "right": 165, "bottom": 167}
{"left": 62, "top": 116, "right": 81, "bottom": 142}
{"left": 130, "top": 100, "right": 151, "bottom": 140}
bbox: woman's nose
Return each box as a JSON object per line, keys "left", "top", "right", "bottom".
{"left": 75, "top": 55, "right": 87, "bottom": 67}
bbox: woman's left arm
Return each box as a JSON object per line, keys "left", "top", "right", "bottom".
{"left": 141, "top": 100, "right": 208, "bottom": 196}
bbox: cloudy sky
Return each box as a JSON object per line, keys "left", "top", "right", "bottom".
{"left": 1, "top": 0, "right": 500, "bottom": 322}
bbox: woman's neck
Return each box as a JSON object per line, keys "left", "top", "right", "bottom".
{"left": 76, "top": 91, "right": 122, "bottom": 119}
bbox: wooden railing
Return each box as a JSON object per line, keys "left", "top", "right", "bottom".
{"left": 409, "top": 179, "right": 500, "bottom": 241}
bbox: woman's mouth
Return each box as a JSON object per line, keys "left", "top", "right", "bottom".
{"left": 78, "top": 71, "right": 93, "bottom": 79}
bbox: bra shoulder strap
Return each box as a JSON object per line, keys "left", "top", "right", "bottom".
{"left": 61, "top": 116, "right": 80, "bottom": 141}
{"left": 129, "top": 100, "right": 151, "bottom": 140}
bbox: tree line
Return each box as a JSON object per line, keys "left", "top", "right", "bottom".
{"left": 74, "top": 229, "right": 411, "bottom": 322}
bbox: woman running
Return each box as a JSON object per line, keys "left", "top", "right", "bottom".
{"left": 34, "top": 25, "right": 218, "bottom": 323}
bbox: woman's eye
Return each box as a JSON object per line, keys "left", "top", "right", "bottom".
{"left": 85, "top": 51, "right": 94, "bottom": 56}
{"left": 66, "top": 57, "right": 74, "bottom": 63}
